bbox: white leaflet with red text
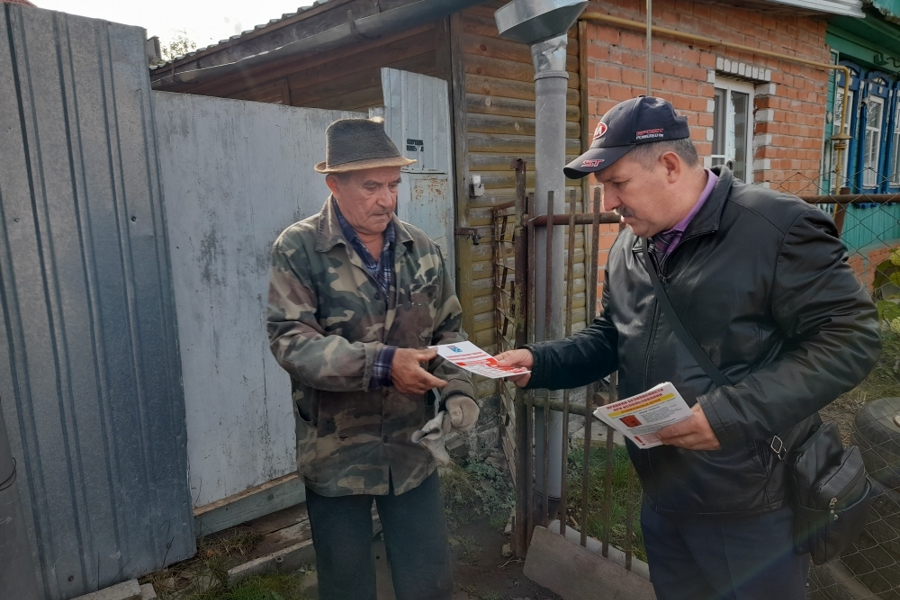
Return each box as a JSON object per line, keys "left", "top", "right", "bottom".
{"left": 430, "top": 341, "right": 531, "bottom": 379}
{"left": 592, "top": 382, "right": 692, "bottom": 449}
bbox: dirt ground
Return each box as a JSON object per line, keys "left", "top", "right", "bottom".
{"left": 448, "top": 515, "right": 561, "bottom": 600}
{"left": 151, "top": 459, "right": 562, "bottom": 600}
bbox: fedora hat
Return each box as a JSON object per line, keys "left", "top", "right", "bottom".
{"left": 315, "top": 117, "right": 416, "bottom": 173}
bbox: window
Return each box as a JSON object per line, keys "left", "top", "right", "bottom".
{"left": 863, "top": 96, "right": 885, "bottom": 188}
{"left": 712, "top": 77, "right": 754, "bottom": 182}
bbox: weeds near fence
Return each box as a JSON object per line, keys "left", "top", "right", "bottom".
{"left": 174, "top": 573, "right": 309, "bottom": 600}
{"left": 141, "top": 528, "right": 311, "bottom": 600}
{"left": 440, "top": 459, "right": 516, "bottom": 531}
{"left": 567, "top": 443, "right": 647, "bottom": 561}
{"left": 565, "top": 442, "right": 646, "bottom": 561}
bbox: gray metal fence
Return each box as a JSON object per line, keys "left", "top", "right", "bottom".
{"left": 0, "top": 5, "right": 194, "bottom": 599}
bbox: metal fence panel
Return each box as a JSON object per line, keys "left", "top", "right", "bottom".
{"left": 0, "top": 6, "right": 193, "bottom": 599}
{"left": 152, "top": 91, "right": 363, "bottom": 512}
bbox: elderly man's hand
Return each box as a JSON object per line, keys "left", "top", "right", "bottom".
{"left": 655, "top": 403, "right": 721, "bottom": 451}
{"left": 495, "top": 349, "right": 533, "bottom": 387}
{"left": 391, "top": 348, "right": 447, "bottom": 395}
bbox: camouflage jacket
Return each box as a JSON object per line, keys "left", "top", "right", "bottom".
{"left": 267, "top": 197, "right": 474, "bottom": 497}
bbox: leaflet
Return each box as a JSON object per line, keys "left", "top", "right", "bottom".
{"left": 592, "top": 382, "right": 692, "bottom": 449}
{"left": 430, "top": 341, "right": 531, "bottom": 379}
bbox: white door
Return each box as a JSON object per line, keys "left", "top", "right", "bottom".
{"left": 380, "top": 68, "right": 456, "bottom": 279}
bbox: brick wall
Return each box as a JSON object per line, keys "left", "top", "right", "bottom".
{"left": 850, "top": 245, "right": 895, "bottom": 293}
{"left": 584, "top": 0, "right": 831, "bottom": 194}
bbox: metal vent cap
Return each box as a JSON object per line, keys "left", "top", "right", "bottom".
{"left": 495, "top": 0, "right": 588, "bottom": 45}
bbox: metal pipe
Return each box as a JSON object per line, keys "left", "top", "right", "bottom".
{"left": 0, "top": 399, "right": 41, "bottom": 600}
{"left": 532, "top": 32, "right": 572, "bottom": 513}
{"left": 496, "top": 0, "right": 588, "bottom": 536}
{"left": 578, "top": 11, "right": 852, "bottom": 194}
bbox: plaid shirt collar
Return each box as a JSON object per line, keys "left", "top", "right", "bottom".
{"left": 332, "top": 197, "right": 395, "bottom": 296}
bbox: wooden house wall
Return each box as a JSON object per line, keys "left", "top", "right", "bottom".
{"left": 456, "top": 1, "right": 587, "bottom": 399}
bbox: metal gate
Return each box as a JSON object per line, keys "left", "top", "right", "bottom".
{"left": 492, "top": 159, "right": 654, "bottom": 597}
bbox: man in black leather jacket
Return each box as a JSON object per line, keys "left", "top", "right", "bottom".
{"left": 497, "top": 96, "right": 880, "bottom": 600}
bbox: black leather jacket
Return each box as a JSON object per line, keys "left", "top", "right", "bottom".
{"left": 528, "top": 167, "right": 880, "bottom": 517}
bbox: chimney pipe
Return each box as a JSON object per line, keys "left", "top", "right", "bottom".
{"left": 496, "top": 0, "right": 588, "bottom": 515}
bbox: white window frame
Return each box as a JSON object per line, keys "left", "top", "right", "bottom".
{"left": 712, "top": 76, "right": 755, "bottom": 182}
{"left": 863, "top": 95, "right": 885, "bottom": 188}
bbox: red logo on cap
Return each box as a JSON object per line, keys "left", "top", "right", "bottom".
{"left": 582, "top": 159, "right": 604, "bottom": 168}
{"left": 592, "top": 122, "right": 608, "bottom": 140}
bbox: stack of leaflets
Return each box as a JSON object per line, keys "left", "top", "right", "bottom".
{"left": 430, "top": 341, "right": 531, "bottom": 379}
{"left": 592, "top": 382, "right": 693, "bottom": 449}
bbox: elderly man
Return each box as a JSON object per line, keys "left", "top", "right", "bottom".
{"left": 498, "top": 96, "right": 880, "bottom": 600}
{"left": 267, "top": 117, "right": 478, "bottom": 600}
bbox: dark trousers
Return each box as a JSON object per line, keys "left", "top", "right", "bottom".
{"left": 641, "top": 501, "right": 809, "bottom": 600}
{"left": 305, "top": 471, "right": 453, "bottom": 600}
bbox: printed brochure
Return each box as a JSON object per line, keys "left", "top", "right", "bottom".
{"left": 431, "top": 341, "right": 531, "bottom": 379}
{"left": 592, "top": 382, "right": 693, "bottom": 449}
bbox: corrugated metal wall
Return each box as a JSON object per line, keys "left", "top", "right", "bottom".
{"left": 0, "top": 6, "right": 194, "bottom": 599}
{"left": 458, "top": 1, "right": 586, "bottom": 399}
{"left": 153, "top": 92, "right": 361, "bottom": 511}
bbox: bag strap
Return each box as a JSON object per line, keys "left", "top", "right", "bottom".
{"left": 641, "top": 239, "right": 787, "bottom": 459}
{"left": 642, "top": 239, "right": 731, "bottom": 388}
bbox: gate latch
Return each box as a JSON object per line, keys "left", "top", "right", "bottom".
{"left": 455, "top": 227, "right": 481, "bottom": 245}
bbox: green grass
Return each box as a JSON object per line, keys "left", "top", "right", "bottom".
{"left": 141, "top": 528, "right": 312, "bottom": 600}
{"left": 565, "top": 442, "right": 646, "bottom": 562}
{"left": 440, "top": 459, "right": 515, "bottom": 531}
{"left": 179, "top": 573, "right": 310, "bottom": 600}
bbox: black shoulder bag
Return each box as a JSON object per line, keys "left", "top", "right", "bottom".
{"left": 642, "top": 239, "right": 871, "bottom": 565}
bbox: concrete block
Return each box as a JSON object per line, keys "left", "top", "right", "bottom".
{"left": 140, "top": 583, "right": 157, "bottom": 600}
{"left": 71, "top": 580, "right": 141, "bottom": 600}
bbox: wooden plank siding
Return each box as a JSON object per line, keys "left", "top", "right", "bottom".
{"left": 188, "top": 24, "right": 438, "bottom": 112}
{"left": 459, "top": 2, "right": 587, "bottom": 404}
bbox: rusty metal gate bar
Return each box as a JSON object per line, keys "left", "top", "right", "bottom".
{"left": 494, "top": 162, "right": 643, "bottom": 562}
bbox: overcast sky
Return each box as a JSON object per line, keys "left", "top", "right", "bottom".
{"left": 33, "top": 0, "right": 315, "bottom": 48}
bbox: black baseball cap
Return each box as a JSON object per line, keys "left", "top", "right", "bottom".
{"left": 563, "top": 96, "right": 691, "bottom": 180}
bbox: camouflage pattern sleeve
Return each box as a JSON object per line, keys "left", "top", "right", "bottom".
{"left": 428, "top": 246, "right": 475, "bottom": 402}
{"left": 267, "top": 231, "right": 384, "bottom": 392}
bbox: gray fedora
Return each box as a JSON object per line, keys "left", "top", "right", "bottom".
{"left": 315, "top": 117, "right": 416, "bottom": 173}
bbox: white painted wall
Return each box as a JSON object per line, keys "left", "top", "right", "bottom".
{"left": 153, "top": 92, "right": 363, "bottom": 508}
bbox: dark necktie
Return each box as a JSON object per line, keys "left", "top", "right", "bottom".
{"left": 654, "top": 229, "right": 678, "bottom": 254}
